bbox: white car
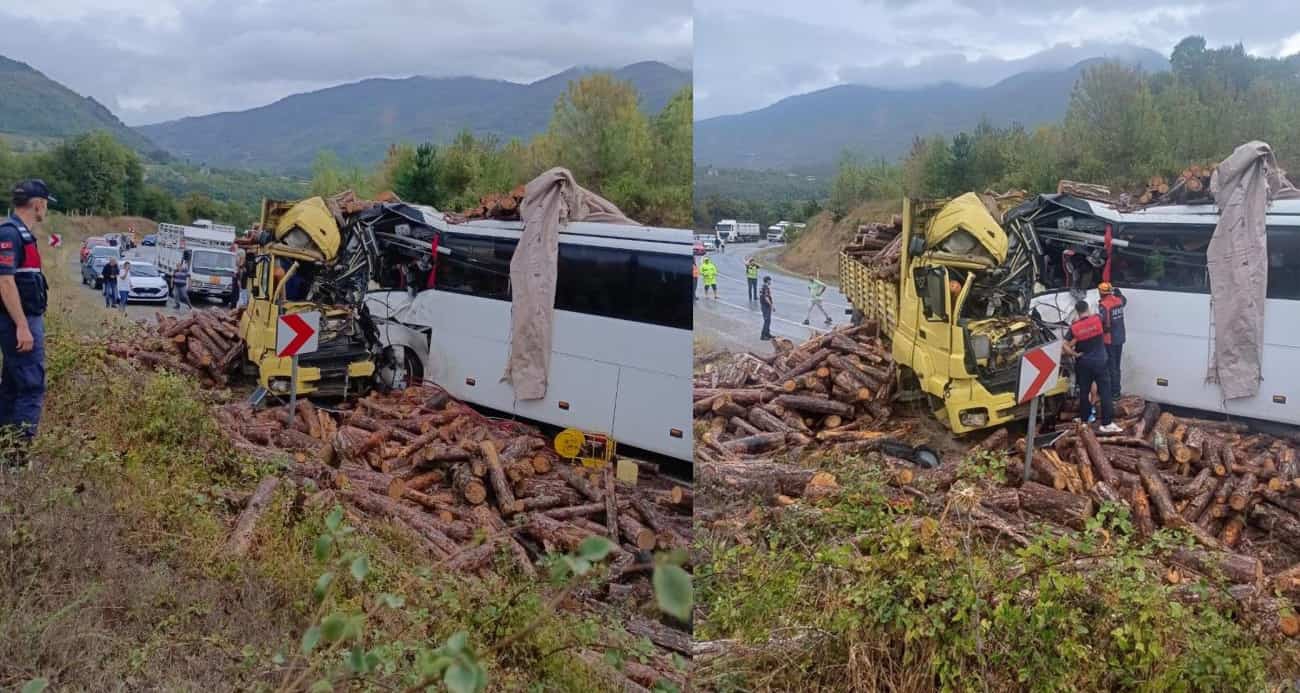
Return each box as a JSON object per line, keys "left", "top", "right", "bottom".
{"left": 120, "top": 262, "right": 170, "bottom": 303}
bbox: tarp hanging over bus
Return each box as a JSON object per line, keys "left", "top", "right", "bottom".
{"left": 503, "top": 167, "right": 636, "bottom": 400}
{"left": 1207, "top": 141, "right": 1300, "bottom": 400}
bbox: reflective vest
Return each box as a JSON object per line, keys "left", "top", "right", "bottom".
{"left": 1070, "top": 314, "right": 1107, "bottom": 362}
{"left": 700, "top": 262, "right": 717, "bottom": 284}
{"left": 746, "top": 263, "right": 758, "bottom": 279}
{"left": 1099, "top": 294, "right": 1127, "bottom": 345}
{"left": 692, "top": 263, "right": 700, "bottom": 279}
{"left": 0, "top": 217, "right": 47, "bottom": 317}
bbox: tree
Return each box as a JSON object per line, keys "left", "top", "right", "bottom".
{"left": 392, "top": 143, "right": 438, "bottom": 206}
{"left": 136, "top": 185, "right": 178, "bottom": 222}
{"left": 311, "top": 150, "right": 345, "bottom": 198}
{"left": 543, "top": 74, "right": 653, "bottom": 205}
{"left": 1064, "top": 62, "right": 1168, "bottom": 184}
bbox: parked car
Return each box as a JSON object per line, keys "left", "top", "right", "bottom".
{"left": 141, "top": 234, "right": 157, "bottom": 247}
{"left": 81, "top": 246, "right": 121, "bottom": 289}
{"left": 119, "top": 261, "right": 169, "bottom": 303}
{"left": 80, "top": 236, "right": 107, "bottom": 264}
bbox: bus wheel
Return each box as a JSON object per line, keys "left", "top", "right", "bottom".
{"left": 378, "top": 346, "right": 422, "bottom": 391}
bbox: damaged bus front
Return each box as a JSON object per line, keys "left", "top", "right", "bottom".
{"left": 240, "top": 197, "right": 380, "bottom": 397}
{"left": 841, "top": 193, "right": 1068, "bottom": 433}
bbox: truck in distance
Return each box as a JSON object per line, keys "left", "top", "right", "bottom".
{"left": 715, "top": 219, "right": 761, "bottom": 243}
{"left": 156, "top": 220, "right": 240, "bottom": 306}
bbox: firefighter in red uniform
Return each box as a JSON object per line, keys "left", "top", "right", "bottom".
{"left": 1063, "top": 299, "right": 1122, "bottom": 433}
{"left": 1097, "top": 282, "right": 1126, "bottom": 399}
{"left": 0, "top": 180, "right": 54, "bottom": 468}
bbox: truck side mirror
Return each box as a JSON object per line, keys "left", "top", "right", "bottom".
{"left": 909, "top": 235, "right": 926, "bottom": 258}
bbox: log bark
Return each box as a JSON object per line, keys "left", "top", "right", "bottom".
{"left": 1250, "top": 503, "right": 1300, "bottom": 551}
{"left": 478, "top": 440, "right": 520, "bottom": 514}
{"left": 1170, "top": 547, "right": 1262, "bottom": 584}
{"left": 225, "top": 476, "right": 280, "bottom": 557}
{"left": 603, "top": 466, "right": 620, "bottom": 541}
{"left": 1080, "top": 425, "right": 1118, "bottom": 487}
{"left": 452, "top": 463, "right": 487, "bottom": 505}
{"left": 1129, "top": 483, "right": 1156, "bottom": 538}
{"left": 1137, "top": 457, "right": 1184, "bottom": 528}
{"left": 773, "top": 394, "right": 854, "bottom": 417}
{"left": 1018, "top": 481, "right": 1094, "bottom": 529}
{"left": 1228, "top": 472, "right": 1257, "bottom": 513}
{"left": 721, "top": 432, "right": 786, "bottom": 455}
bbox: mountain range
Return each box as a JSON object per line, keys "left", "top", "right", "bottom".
{"left": 694, "top": 49, "right": 1170, "bottom": 171}
{"left": 0, "top": 55, "right": 158, "bottom": 154}
{"left": 137, "top": 61, "right": 691, "bottom": 174}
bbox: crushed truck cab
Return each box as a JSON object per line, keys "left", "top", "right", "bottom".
{"left": 239, "top": 196, "right": 378, "bottom": 398}
{"left": 841, "top": 193, "right": 1068, "bottom": 434}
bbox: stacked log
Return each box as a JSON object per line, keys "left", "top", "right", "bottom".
{"left": 216, "top": 385, "right": 693, "bottom": 582}
{"left": 843, "top": 221, "right": 902, "bottom": 281}
{"left": 107, "top": 308, "right": 246, "bottom": 388}
{"left": 447, "top": 184, "right": 526, "bottom": 223}
{"left": 694, "top": 324, "right": 900, "bottom": 466}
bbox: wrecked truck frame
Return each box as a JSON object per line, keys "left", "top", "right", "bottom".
{"left": 841, "top": 193, "right": 1069, "bottom": 433}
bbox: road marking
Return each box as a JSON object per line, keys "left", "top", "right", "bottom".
{"left": 704, "top": 296, "right": 837, "bottom": 333}
{"left": 713, "top": 272, "right": 851, "bottom": 310}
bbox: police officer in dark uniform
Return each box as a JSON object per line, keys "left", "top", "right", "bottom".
{"left": 1097, "top": 282, "right": 1127, "bottom": 399}
{"left": 1063, "top": 299, "right": 1122, "bottom": 434}
{"left": 0, "top": 180, "right": 54, "bottom": 466}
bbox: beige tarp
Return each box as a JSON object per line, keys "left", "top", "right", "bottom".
{"left": 1207, "top": 141, "right": 1300, "bottom": 400}
{"left": 502, "top": 167, "right": 635, "bottom": 400}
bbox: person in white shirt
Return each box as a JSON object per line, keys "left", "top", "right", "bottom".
{"left": 117, "top": 261, "right": 131, "bottom": 312}
{"left": 803, "top": 272, "right": 832, "bottom": 326}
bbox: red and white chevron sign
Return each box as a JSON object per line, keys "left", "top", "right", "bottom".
{"left": 48, "top": 233, "right": 61, "bottom": 248}
{"left": 276, "top": 311, "right": 320, "bottom": 358}
{"left": 1017, "top": 340, "right": 1063, "bottom": 404}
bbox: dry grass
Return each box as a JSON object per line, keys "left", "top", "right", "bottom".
{"left": 776, "top": 200, "right": 899, "bottom": 280}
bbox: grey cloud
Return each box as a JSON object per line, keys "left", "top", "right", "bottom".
{"left": 696, "top": 0, "right": 1300, "bottom": 120}
{"left": 0, "top": 0, "right": 691, "bottom": 125}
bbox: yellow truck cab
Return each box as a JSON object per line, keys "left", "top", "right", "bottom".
{"left": 239, "top": 197, "right": 377, "bottom": 398}
{"left": 841, "top": 193, "right": 1068, "bottom": 433}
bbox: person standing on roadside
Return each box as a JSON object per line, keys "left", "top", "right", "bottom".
{"left": 0, "top": 180, "right": 55, "bottom": 467}
{"left": 1097, "top": 282, "right": 1127, "bottom": 399}
{"left": 759, "top": 276, "right": 774, "bottom": 340}
{"left": 1063, "top": 299, "right": 1121, "bottom": 434}
{"left": 171, "top": 254, "right": 192, "bottom": 311}
{"left": 692, "top": 257, "right": 700, "bottom": 300}
{"left": 700, "top": 256, "right": 718, "bottom": 299}
{"left": 803, "top": 272, "right": 832, "bottom": 327}
{"left": 117, "top": 261, "right": 132, "bottom": 312}
{"left": 745, "top": 258, "right": 760, "bottom": 301}
{"left": 101, "top": 256, "right": 120, "bottom": 308}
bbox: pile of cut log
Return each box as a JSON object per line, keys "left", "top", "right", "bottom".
{"left": 694, "top": 323, "right": 900, "bottom": 465}
{"left": 843, "top": 220, "right": 901, "bottom": 281}
{"left": 446, "top": 184, "right": 526, "bottom": 223}
{"left": 217, "top": 385, "right": 692, "bottom": 590}
{"left": 1059, "top": 165, "right": 1218, "bottom": 211}
{"left": 108, "top": 309, "right": 245, "bottom": 388}
{"left": 973, "top": 402, "right": 1300, "bottom": 634}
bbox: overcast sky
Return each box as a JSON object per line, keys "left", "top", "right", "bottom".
{"left": 0, "top": 0, "right": 692, "bottom": 126}
{"left": 696, "top": 0, "right": 1300, "bottom": 120}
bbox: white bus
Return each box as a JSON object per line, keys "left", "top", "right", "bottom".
{"left": 366, "top": 215, "right": 695, "bottom": 462}
{"left": 1019, "top": 195, "right": 1300, "bottom": 426}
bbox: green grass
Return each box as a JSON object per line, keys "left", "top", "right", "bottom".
{"left": 695, "top": 451, "right": 1295, "bottom": 692}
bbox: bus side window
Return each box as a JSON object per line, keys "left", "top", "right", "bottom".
{"left": 434, "top": 234, "right": 514, "bottom": 300}
{"left": 1267, "top": 229, "right": 1300, "bottom": 300}
{"left": 554, "top": 244, "right": 693, "bottom": 330}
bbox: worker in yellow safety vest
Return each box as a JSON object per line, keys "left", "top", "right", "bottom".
{"left": 699, "top": 257, "right": 718, "bottom": 299}
{"left": 745, "top": 258, "right": 760, "bottom": 301}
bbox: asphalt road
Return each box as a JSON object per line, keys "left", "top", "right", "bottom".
{"left": 68, "top": 244, "right": 227, "bottom": 323}
{"left": 694, "top": 242, "right": 852, "bottom": 353}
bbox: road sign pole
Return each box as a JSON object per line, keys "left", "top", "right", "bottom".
{"left": 289, "top": 354, "right": 299, "bottom": 412}
{"left": 1023, "top": 395, "right": 1040, "bottom": 483}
